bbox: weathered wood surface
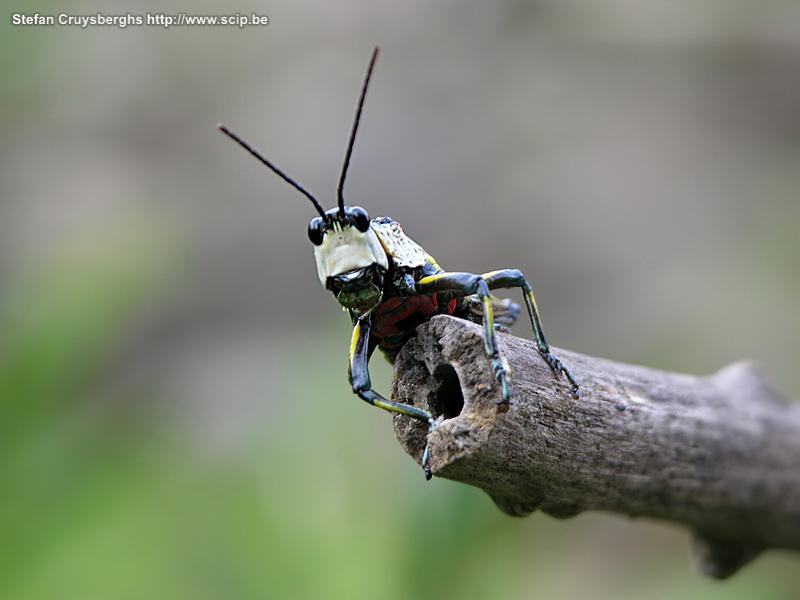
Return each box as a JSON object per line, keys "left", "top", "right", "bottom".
{"left": 391, "top": 315, "right": 800, "bottom": 578}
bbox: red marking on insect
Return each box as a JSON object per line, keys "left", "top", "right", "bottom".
{"left": 372, "top": 294, "right": 457, "bottom": 339}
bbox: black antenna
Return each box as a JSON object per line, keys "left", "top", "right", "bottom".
{"left": 218, "top": 124, "right": 327, "bottom": 218}
{"left": 337, "top": 47, "right": 379, "bottom": 214}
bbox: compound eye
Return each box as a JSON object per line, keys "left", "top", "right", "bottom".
{"left": 351, "top": 206, "right": 370, "bottom": 232}
{"left": 307, "top": 217, "right": 324, "bottom": 245}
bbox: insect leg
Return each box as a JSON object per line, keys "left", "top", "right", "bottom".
{"left": 415, "top": 273, "right": 512, "bottom": 410}
{"left": 349, "top": 317, "right": 438, "bottom": 478}
{"left": 349, "top": 316, "right": 434, "bottom": 424}
{"left": 481, "top": 269, "right": 579, "bottom": 398}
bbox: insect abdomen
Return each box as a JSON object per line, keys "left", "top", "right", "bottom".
{"left": 371, "top": 293, "right": 459, "bottom": 363}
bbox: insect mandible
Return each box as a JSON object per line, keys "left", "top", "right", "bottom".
{"left": 219, "top": 47, "right": 578, "bottom": 478}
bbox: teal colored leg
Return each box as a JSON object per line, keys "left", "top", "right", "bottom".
{"left": 416, "top": 273, "right": 513, "bottom": 410}
{"left": 348, "top": 317, "right": 434, "bottom": 424}
{"left": 417, "top": 270, "right": 579, "bottom": 404}
{"left": 420, "top": 416, "right": 443, "bottom": 480}
{"left": 481, "top": 269, "right": 579, "bottom": 398}
{"left": 349, "top": 317, "right": 437, "bottom": 479}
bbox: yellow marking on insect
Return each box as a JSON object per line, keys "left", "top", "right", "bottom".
{"left": 483, "top": 270, "right": 504, "bottom": 278}
{"left": 527, "top": 290, "right": 541, "bottom": 317}
{"left": 425, "top": 254, "right": 443, "bottom": 272}
{"left": 417, "top": 273, "right": 448, "bottom": 285}
{"left": 482, "top": 294, "right": 495, "bottom": 332}
{"left": 349, "top": 321, "right": 361, "bottom": 365}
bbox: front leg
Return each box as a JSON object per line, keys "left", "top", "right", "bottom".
{"left": 348, "top": 316, "right": 434, "bottom": 424}
{"left": 349, "top": 317, "right": 438, "bottom": 478}
{"left": 415, "top": 273, "right": 512, "bottom": 410}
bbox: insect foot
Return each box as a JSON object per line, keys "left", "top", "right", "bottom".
{"left": 491, "top": 355, "right": 512, "bottom": 413}
{"left": 422, "top": 416, "right": 445, "bottom": 480}
{"left": 542, "top": 352, "right": 580, "bottom": 399}
{"left": 494, "top": 398, "right": 512, "bottom": 413}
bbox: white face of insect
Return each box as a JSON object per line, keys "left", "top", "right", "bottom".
{"left": 313, "top": 223, "right": 389, "bottom": 285}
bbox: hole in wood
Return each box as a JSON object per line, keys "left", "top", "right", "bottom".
{"left": 431, "top": 364, "right": 464, "bottom": 420}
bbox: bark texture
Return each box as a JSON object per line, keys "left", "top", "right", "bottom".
{"left": 390, "top": 315, "right": 800, "bottom": 578}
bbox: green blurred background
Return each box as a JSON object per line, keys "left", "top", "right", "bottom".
{"left": 2, "top": 1, "right": 799, "bottom": 599}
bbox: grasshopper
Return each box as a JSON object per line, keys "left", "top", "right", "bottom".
{"left": 220, "top": 48, "right": 578, "bottom": 478}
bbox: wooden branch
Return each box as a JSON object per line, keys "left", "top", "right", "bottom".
{"left": 390, "top": 315, "right": 800, "bottom": 579}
